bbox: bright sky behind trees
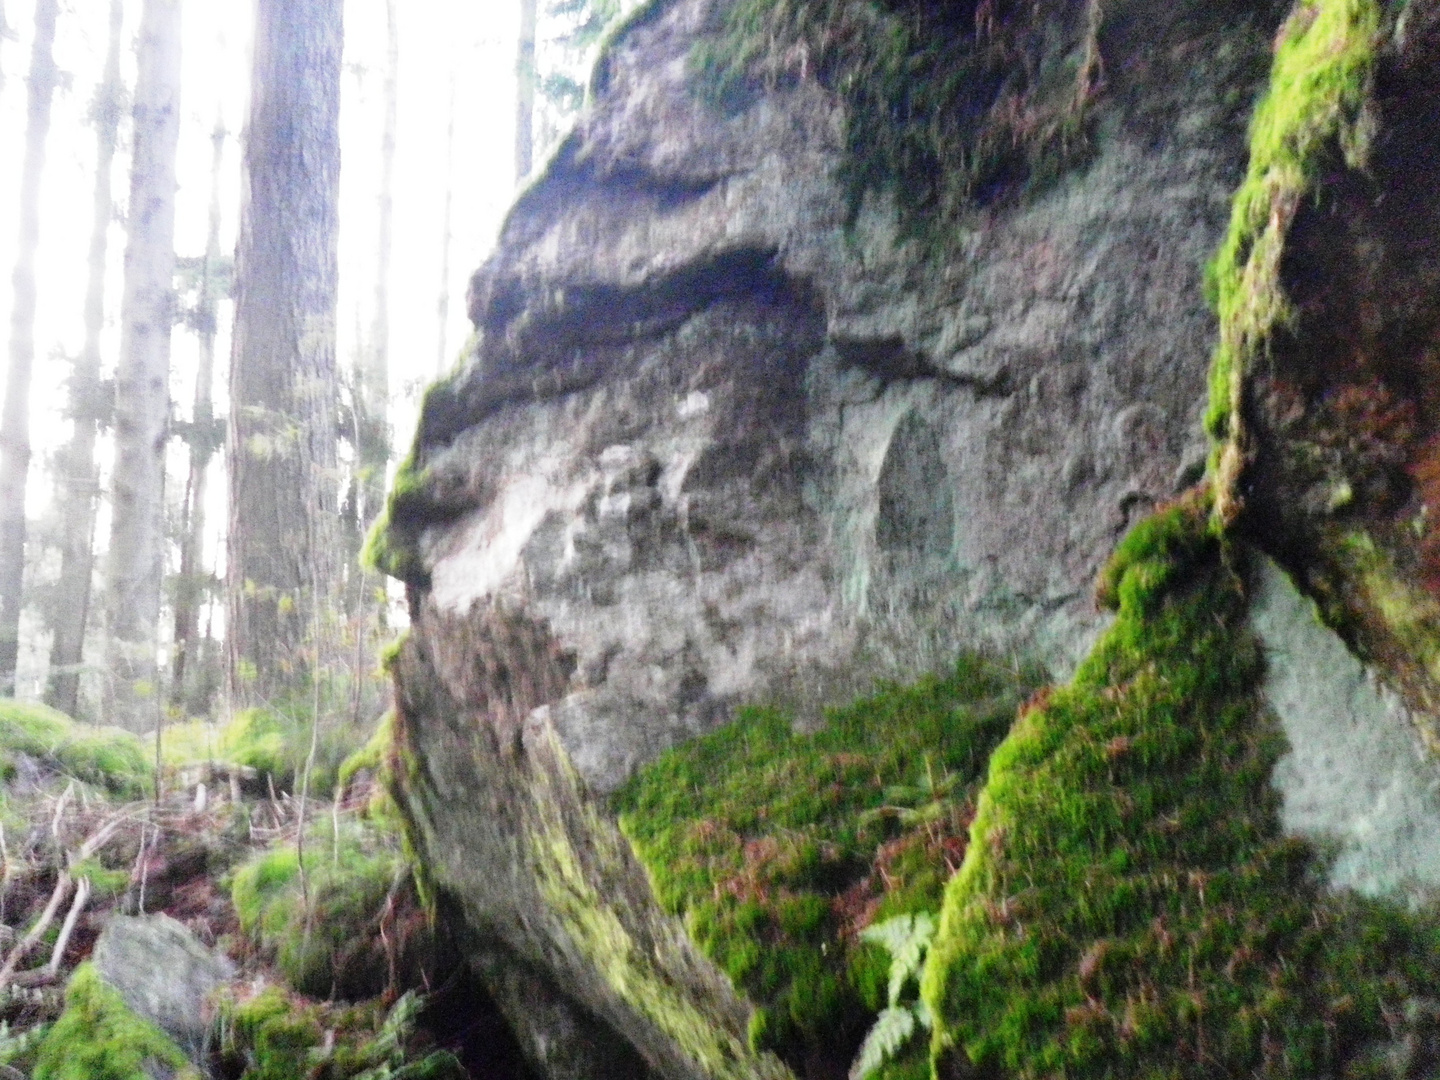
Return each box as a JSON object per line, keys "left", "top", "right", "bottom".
{"left": 0, "top": 0, "right": 523, "bottom": 695}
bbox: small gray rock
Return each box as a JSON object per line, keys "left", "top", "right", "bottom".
{"left": 91, "top": 913, "right": 236, "bottom": 1065}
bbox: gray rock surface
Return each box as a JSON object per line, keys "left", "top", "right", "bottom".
{"left": 1254, "top": 556, "right": 1440, "bottom": 900}
{"left": 91, "top": 913, "right": 236, "bottom": 1065}
{"left": 416, "top": 0, "right": 1278, "bottom": 796}
{"left": 388, "top": 1, "right": 1288, "bottom": 1077}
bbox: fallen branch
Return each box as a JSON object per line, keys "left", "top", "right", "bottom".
{"left": 0, "top": 814, "right": 126, "bottom": 988}
{"left": 0, "top": 872, "right": 72, "bottom": 986}
{"left": 46, "top": 874, "right": 91, "bottom": 975}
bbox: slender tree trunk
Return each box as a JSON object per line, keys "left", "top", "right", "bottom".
{"left": 343, "top": 0, "right": 397, "bottom": 712}
{"left": 227, "top": 0, "right": 344, "bottom": 709}
{"left": 105, "top": 0, "right": 182, "bottom": 730}
{"left": 46, "top": 0, "right": 124, "bottom": 719}
{"left": 0, "top": 0, "right": 9, "bottom": 98}
{"left": 515, "top": 0, "right": 537, "bottom": 182}
{"left": 0, "top": 0, "right": 60, "bottom": 696}
{"left": 436, "top": 67, "right": 456, "bottom": 376}
{"left": 170, "top": 115, "right": 226, "bottom": 715}
{"left": 358, "top": 0, "right": 395, "bottom": 539}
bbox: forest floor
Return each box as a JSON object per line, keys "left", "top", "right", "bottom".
{"left": 0, "top": 699, "right": 520, "bottom": 1080}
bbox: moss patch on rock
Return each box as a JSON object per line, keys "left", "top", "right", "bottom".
{"left": 615, "top": 656, "right": 1041, "bottom": 1073}
{"left": 1205, "top": 0, "right": 1380, "bottom": 509}
{"left": 695, "top": 0, "right": 1102, "bottom": 240}
{"left": 32, "top": 962, "right": 198, "bottom": 1080}
{"left": 922, "top": 492, "right": 1440, "bottom": 1079}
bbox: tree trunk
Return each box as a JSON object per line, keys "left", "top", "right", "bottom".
{"left": 358, "top": 0, "right": 396, "bottom": 540}
{"left": 45, "top": 0, "right": 123, "bottom": 719}
{"left": 227, "top": 0, "right": 344, "bottom": 710}
{"left": 169, "top": 114, "right": 226, "bottom": 716}
{"left": 515, "top": 0, "right": 537, "bottom": 182}
{"left": 436, "top": 67, "right": 456, "bottom": 376}
{"left": 105, "top": 0, "right": 182, "bottom": 730}
{"left": 0, "top": 0, "right": 60, "bottom": 696}
{"left": 0, "top": 1, "right": 9, "bottom": 98}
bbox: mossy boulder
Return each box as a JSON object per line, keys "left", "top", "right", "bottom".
{"left": 32, "top": 963, "right": 200, "bottom": 1080}
{"left": 924, "top": 495, "right": 1440, "bottom": 1079}
{"left": 90, "top": 914, "right": 236, "bottom": 1064}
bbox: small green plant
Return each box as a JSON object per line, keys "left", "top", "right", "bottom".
{"left": 850, "top": 913, "right": 936, "bottom": 1080}
{"left": 231, "top": 817, "right": 429, "bottom": 1000}
{"left": 350, "top": 992, "right": 463, "bottom": 1080}
{"left": 859, "top": 757, "right": 963, "bottom": 831}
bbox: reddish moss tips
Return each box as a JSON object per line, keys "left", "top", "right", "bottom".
{"left": 924, "top": 493, "right": 1440, "bottom": 1080}
{"left": 614, "top": 656, "right": 1043, "bottom": 1075}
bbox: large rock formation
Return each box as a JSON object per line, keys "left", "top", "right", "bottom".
{"left": 376, "top": 0, "right": 1440, "bottom": 1077}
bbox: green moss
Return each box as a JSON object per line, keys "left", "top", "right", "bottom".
{"left": 69, "top": 856, "right": 135, "bottom": 896}
{"left": 0, "top": 700, "right": 150, "bottom": 798}
{"left": 364, "top": 435, "right": 439, "bottom": 588}
{"left": 694, "top": 0, "right": 1101, "bottom": 241}
{"left": 222, "top": 986, "right": 325, "bottom": 1080}
{"left": 362, "top": 465, "right": 432, "bottom": 587}
{"left": 338, "top": 711, "right": 394, "bottom": 791}
{"left": 32, "top": 963, "right": 198, "bottom": 1080}
{"left": 922, "top": 493, "right": 1440, "bottom": 1079}
{"left": 1205, "top": 0, "right": 1379, "bottom": 499}
{"left": 219, "top": 986, "right": 463, "bottom": 1080}
{"left": 231, "top": 818, "right": 411, "bottom": 1000}
{"left": 615, "top": 656, "right": 1041, "bottom": 1070}
{"left": 219, "top": 704, "right": 360, "bottom": 798}
{"left": 158, "top": 718, "right": 223, "bottom": 768}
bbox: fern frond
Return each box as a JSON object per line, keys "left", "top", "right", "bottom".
{"left": 849, "top": 1006, "right": 917, "bottom": 1080}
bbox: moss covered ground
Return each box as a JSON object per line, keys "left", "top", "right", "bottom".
{"left": 615, "top": 656, "right": 1042, "bottom": 1073}
{"left": 0, "top": 700, "right": 150, "bottom": 798}
{"left": 161, "top": 702, "right": 371, "bottom": 799}
{"left": 217, "top": 985, "right": 463, "bottom": 1080}
{"left": 230, "top": 812, "right": 426, "bottom": 1002}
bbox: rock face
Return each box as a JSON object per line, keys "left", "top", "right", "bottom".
{"left": 372, "top": 0, "right": 1440, "bottom": 1077}
{"left": 1253, "top": 556, "right": 1440, "bottom": 899}
{"left": 397, "top": 0, "right": 1278, "bottom": 793}
{"left": 91, "top": 913, "right": 236, "bottom": 1065}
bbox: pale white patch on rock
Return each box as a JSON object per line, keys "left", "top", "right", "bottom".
{"left": 1254, "top": 556, "right": 1440, "bottom": 899}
